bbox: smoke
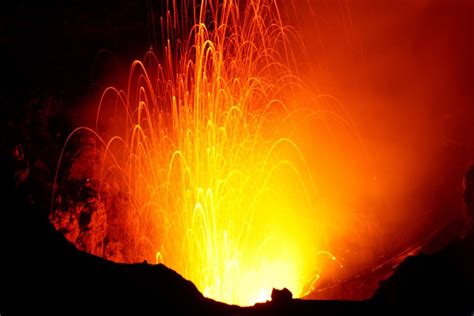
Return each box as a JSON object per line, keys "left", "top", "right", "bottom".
{"left": 279, "top": 0, "right": 474, "bottom": 287}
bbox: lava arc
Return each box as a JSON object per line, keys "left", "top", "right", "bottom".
{"left": 52, "top": 0, "right": 331, "bottom": 305}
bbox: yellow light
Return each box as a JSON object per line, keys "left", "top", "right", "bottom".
{"left": 54, "top": 0, "right": 332, "bottom": 306}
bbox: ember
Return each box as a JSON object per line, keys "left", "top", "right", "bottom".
{"left": 51, "top": 0, "right": 334, "bottom": 305}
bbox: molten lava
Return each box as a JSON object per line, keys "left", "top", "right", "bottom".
{"left": 52, "top": 0, "right": 336, "bottom": 306}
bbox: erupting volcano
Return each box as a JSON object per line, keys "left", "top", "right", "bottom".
{"left": 5, "top": 0, "right": 472, "bottom": 313}
{"left": 50, "top": 0, "right": 334, "bottom": 305}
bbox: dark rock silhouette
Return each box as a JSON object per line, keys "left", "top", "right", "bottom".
{"left": 271, "top": 287, "right": 293, "bottom": 304}
{"left": 1, "top": 183, "right": 237, "bottom": 315}
{"left": 372, "top": 166, "right": 474, "bottom": 315}
{"left": 373, "top": 234, "right": 474, "bottom": 314}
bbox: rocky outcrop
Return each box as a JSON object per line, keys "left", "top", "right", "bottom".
{"left": 373, "top": 232, "right": 474, "bottom": 314}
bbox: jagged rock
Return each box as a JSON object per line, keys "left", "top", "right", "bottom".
{"left": 271, "top": 287, "right": 293, "bottom": 305}
{"left": 373, "top": 232, "right": 474, "bottom": 314}
{"left": 103, "top": 236, "right": 125, "bottom": 262}
{"left": 50, "top": 180, "right": 108, "bottom": 258}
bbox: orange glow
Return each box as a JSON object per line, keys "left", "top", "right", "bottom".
{"left": 49, "top": 0, "right": 474, "bottom": 305}
{"left": 52, "top": 0, "right": 336, "bottom": 306}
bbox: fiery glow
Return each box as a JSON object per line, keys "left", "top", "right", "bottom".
{"left": 53, "top": 0, "right": 333, "bottom": 306}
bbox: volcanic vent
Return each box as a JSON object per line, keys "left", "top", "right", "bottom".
{"left": 49, "top": 0, "right": 335, "bottom": 305}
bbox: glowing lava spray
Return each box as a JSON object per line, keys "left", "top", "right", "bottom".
{"left": 53, "top": 0, "right": 332, "bottom": 305}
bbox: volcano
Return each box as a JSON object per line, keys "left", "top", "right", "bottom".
{"left": 1, "top": 0, "right": 474, "bottom": 315}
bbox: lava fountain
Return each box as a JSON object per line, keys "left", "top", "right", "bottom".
{"left": 51, "top": 0, "right": 333, "bottom": 305}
